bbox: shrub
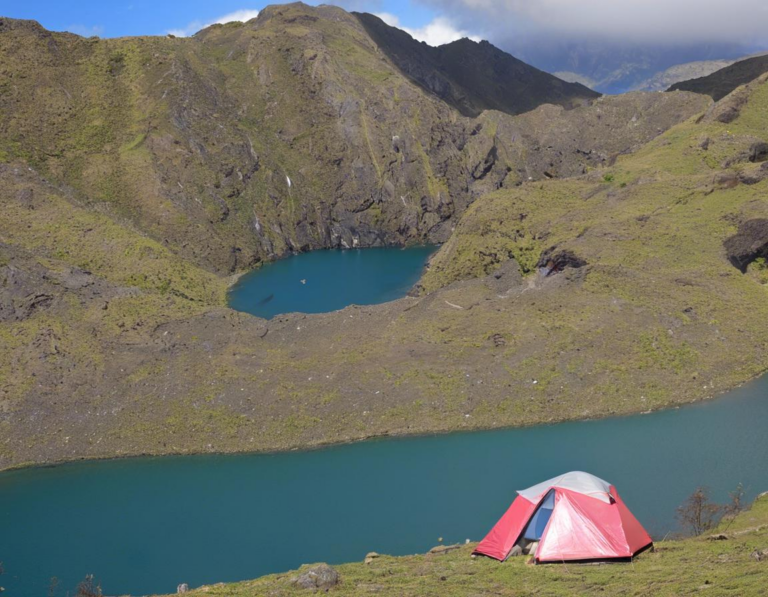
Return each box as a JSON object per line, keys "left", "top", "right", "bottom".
{"left": 676, "top": 484, "right": 747, "bottom": 536}
{"left": 676, "top": 486, "right": 722, "bottom": 536}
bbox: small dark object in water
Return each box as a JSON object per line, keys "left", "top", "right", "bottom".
{"left": 258, "top": 293, "right": 275, "bottom": 305}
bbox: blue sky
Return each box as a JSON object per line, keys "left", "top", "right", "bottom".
{"left": 2, "top": 1, "right": 765, "bottom": 52}
{"left": 0, "top": 1, "right": 452, "bottom": 40}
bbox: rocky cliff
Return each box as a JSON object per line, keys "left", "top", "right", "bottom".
{"left": 0, "top": 4, "right": 704, "bottom": 276}
{"left": 354, "top": 12, "right": 599, "bottom": 118}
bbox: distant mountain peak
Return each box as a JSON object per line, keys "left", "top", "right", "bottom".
{"left": 354, "top": 12, "right": 599, "bottom": 118}
{"left": 669, "top": 54, "right": 768, "bottom": 101}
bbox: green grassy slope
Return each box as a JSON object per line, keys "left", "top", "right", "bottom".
{"left": 0, "top": 76, "right": 763, "bottom": 470}
{"left": 166, "top": 494, "right": 768, "bottom": 596}
{"left": 0, "top": 4, "right": 707, "bottom": 278}
{"left": 2, "top": 5, "right": 766, "bottom": 472}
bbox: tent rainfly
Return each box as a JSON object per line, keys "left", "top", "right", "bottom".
{"left": 473, "top": 471, "right": 653, "bottom": 563}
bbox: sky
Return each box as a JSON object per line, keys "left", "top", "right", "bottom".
{"left": 0, "top": 0, "right": 461, "bottom": 43}
{"left": 1, "top": 0, "right": 765, "bottom": 53}
{"left": 2, "top": 0, "right": 767, "bottom": 46}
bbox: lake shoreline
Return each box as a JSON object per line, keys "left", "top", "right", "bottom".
{"left": 3, "top": 368, "right": 764, "bottom": 475}
{"left": 159, "top": 496, "right": 768, "bottom": 597}
{"left": 5, "top": 370, "right": 768, "bottom": 595}
{"left": 226, "top": 245, "right": 439, "bottom": 319}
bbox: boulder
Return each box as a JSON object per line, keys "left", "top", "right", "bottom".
{"left": 714, "top": 171, "right": 739, "bottom": 189}
{"left": 724, "top": 219, "right": 768, "bottom": 272}
{"left": 738, "top": 164, "right": 768, "bottom": 185}
{"left": 491, "top": 333, "right": 506, "bottom": 348}
{"left": 749, "top": 141, "right": 768, "bottom": 163}
{"left": 428, "top": 543, "right": 462, "bottom": 555}
{"left": 177, "top": 584, "right": 189, "bottom": 594}
{"left": 364, "top": 552, "right": 380, "bottom": 564}
{"left": 291, "top": 563, "right": 340, "bottom": 590}
{"left": 523, "top": 541, "right": 539, "bottom": 555}
{"left": 536, "top": 248, "right": 587, "bottom": 277}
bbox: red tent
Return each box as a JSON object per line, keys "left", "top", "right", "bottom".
{"left": 474, "top": 471, "right": 653, "bottom": 563}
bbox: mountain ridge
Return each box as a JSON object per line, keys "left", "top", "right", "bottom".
{"left": 669, "top": 54, "right": 768, "bottom": 100}
{"left": 0, "top": 3, "right": 696, "bottom": 279}
{"left": 354, "top": 12, "right": 599, "bottom": 118}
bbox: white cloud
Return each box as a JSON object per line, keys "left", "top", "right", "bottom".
{"left": 213, "top": 9, "right": 261, "bottom": 25}
{"left": 423, "top": 0, "right": 768, "bottom": 45}
{"left": 375, "top": 12, "right": 481, "bottom": 46}
{"left": 168, "top": 8, "right": 260, "bottom": 37}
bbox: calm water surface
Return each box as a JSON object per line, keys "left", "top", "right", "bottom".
{"left": 1, "top": 376, "right": 767, "bottom": 595}
{"left": 227, "top": 246, "right": 438, "bottom": 318}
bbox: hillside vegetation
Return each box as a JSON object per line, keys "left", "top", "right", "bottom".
{"left": 166, "top": 494, "right": 768, "bottom": 596}
{"left": 1, "top": 4, "right": 768, "bottom": 471}
{"left": 0, "top": 3, "right": 615, "bottom": 276}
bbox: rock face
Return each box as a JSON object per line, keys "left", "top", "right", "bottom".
{"left": 536, "top": 248, "right": 587, "bottom": 276}
{"left": 291, "top": 564, "right": 340, "bottom": 590}
{"left": 0, "top": 4, "right": 708, "bottom": 276}
{"left": 354, "top": 13, "right": 599, "bottom": 118}
{"left": 724, "top": 219, "right": 768, "bottom": 272}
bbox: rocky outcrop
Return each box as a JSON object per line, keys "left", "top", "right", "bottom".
{"left": 537, "top": 248, "right": 588, "bottom": 276}
{"left": 0, "top": 4, "right": 708, "bottom": 277}
{"left": 291, "top": 564, "right": 339, "bottom": 590}
{"left": 355, "top": 13, "right": 599, "bottom": 118}
{"left": 428, "top": 544, "right": 462, "bottom": 555}
{"left": 0, "top": 242, "right": 128, "bottom": 323}
{"left": 724, "top": 219, "right": 768, "bottom": 273}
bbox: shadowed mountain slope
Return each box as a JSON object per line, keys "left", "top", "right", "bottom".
{"left": 669, "top": 54, "right": 768, "bottom": 100}
{"left": 354, "top": 12, "right": 599, "bottom": 118}
{"left": 633, "top": 59, "right": 735, "bottom": 92}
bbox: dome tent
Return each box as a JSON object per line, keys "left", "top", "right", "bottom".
{"left": 474, "top": 471, "right": 653, "bottom": 563}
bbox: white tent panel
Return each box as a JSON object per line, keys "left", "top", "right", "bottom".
{"left": 517, "top": 471, "right": 613, "bottom": 504}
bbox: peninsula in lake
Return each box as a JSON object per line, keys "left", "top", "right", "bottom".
{"left": 1, "top": 2, "right": 768, "bottom": 471}
{"left": 2, "top": 1, "right": 768, "bottom": 593}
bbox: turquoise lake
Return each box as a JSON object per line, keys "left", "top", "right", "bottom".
{"left": 1, "top": 376, "right": 767, "bottom": 596}
{"left": 227, "top": 246, "right": 439, "bottom": 318}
